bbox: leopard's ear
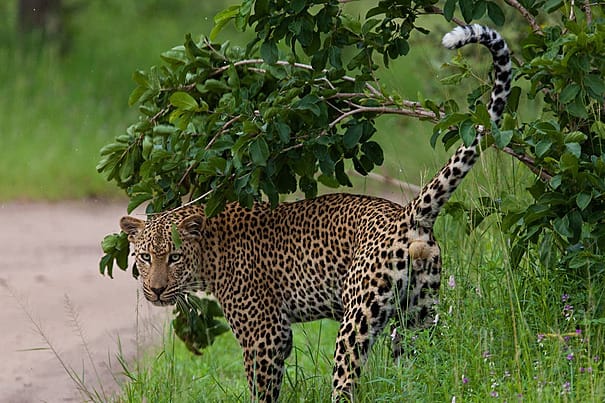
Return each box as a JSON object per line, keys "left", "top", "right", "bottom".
{"left": 120, "top": 216, "right": 146, "bottom": 242}
{"left": 178, "top": 215, "right": 204, "bottom": 240}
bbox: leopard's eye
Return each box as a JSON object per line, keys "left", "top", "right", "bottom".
{"left": 139, "top": 253, "right": 151, "bottom": 263}
{"left": 168, "top": 253, "right": 182, "bottom": 264}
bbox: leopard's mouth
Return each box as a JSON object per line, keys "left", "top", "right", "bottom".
{"left": 150, "top": 298, "right": 176, "bottom": 307}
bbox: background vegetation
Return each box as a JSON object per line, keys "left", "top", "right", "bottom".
{"left": 3, "top": 0, "right": 604, "bottom": 401}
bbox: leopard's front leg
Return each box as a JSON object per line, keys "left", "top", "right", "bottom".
{"left": 233, "top": 311, "right": 293, "bottom": 402}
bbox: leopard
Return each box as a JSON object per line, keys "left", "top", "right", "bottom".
{"left": 119, "top": 24, "right": 511, "bottom": 402}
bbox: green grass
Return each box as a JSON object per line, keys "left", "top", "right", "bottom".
{"left": 0, "top": 1, "right": 238, "bottom": 200}
{"left": 115, "top": 231, "right": 605, "bottom": 401}
{"left": 113, "top": 154, "right": 605, "bottom": 402}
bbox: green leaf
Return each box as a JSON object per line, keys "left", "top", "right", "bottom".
{"left": 493, "top": 129, "right": 513, "bottom": 149}
{"left": 276, "top": 166, "right": 297, "bottom": 193}
{"left": 299, "top": 176, "right": 317, "bottom": 198}
{"left": 260, "top": 40, "right": 278, "bottom": 64}
{"left": 249, "top": 137, "right": 270, "bottom": 166}
{"left": 543, "top": 0, "right": 563, "bottom": 12}
{"left": 576, "top": 192, "right": 592, "bottom": 210}
{"left": 169, "top": 92, "right": 199, "bottom": 111}
{"left": 565, "top": 142, "right": 581, "bottom": 158}
{"left": 335, "top": 160, "right": 352, "bottom": 186}
{"left": 361, "top": 141, "right": 384, "bottom": 165}
{"left": 567, "top": 95, "right": 588, "bottom": 118}
{"left": 211, "top": 5, "right": 240, "bottom": 40}
{"left": 343, "top": 124, "right": 363, "bottom": 149}
{"left": 560, "top": 152, "right": 579, "bottom": 173}
{"left": 171, "top": 223, "right": 183, "bottom": 250}
{"left": 560, "top": 83, "right": 581, "bottom": 104}
{"left": 443, "top": 0, "right": 456, "bottom": 21}
{"left": 274, "top": 122, "right": 291, "bottom": 143}
{"left": 127, "top": 192, "right": 153, "bottom": 213}
{"left": 460, "top": 119, "right": 476, "bottom": 147}
{"left": 486, "top": 2, "right": 505, "bottom": 26}
{"left": 205, "top": 193, "right": 226, "bottom": 217}
{"left": 153, "top": 124, "right": 178, "bottom": 135}
{"left": 472, "top": 1, "right": 487, "bottom": 20}
{"left": 564, "top": 131, "right": 587, "bottom": 143}
{"left": 535, "top": 139, "right": 552, "bottom": 158}
{"left": 584, "top": 74, "right": 605, "bottom": 98}
{"left": 459, "top": 0, "right": 474, "bottom": 22}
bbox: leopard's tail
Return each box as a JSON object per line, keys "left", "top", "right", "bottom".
{"left": 410, "top": 25, "right": 511, "bottom": 229}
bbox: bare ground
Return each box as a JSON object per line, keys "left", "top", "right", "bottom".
{"left": 0, "top": 201, "right": 170, "bottom": 403}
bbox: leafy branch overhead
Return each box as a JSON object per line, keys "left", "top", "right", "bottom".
{"left": 96, "top": 0, "right": 515, "bottom": 220}
{"left": 99, "top": 0, "right": 604, "bottom": 335}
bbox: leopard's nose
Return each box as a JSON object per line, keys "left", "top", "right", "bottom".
{"left": 151, "top": 286, "right": 167, "bottom": 297}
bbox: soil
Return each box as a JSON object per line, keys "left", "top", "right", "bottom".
{"left": 0, "top": 201, "right": 170, "bottom": 402}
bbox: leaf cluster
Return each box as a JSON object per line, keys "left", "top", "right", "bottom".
{"left": 97, "top": 34, "right": 390, "bottom": 218}
{"left": 504, "top": 18, "right": 605, "bottom": 276}
{"left": 173, "top": 294, "right": 230, "bottom": 355}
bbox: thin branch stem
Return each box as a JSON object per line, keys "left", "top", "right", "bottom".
{"left": 209, "top": 59, "right": 384, "bottom": 98}
{"left": 502, "top": 146, "right": 552, "bottom": 182}
{"left": 329, "top": 104, "right": 439, "bottom": 128}
{"left": 504, "top": 0, "right": 543, "bottom": 34}
{"left": 582, "top": 0, "right": 593, "bottom": 24}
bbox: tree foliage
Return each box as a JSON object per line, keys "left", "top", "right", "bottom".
{"left": 99, "top": 0, "right": 605, "bottom": 349}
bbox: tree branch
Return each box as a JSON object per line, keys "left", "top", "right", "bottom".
{"left": 329, "top": 104, "right": 439, "bottom": 128}
{"left": 504, "top": 0, "right": 543, "bottom": 34}
{"left": 502, "top": 146, "right": 553, "bottom": 182}
{"left": 208, "top": 59, "right": 550, "bottom": 188}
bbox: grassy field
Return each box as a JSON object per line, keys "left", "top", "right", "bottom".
{"left": 3, "top": 0, "right": 604, "bottom": 401}
{"left": 115, "top": 160, "right": 605, "bottom": 401}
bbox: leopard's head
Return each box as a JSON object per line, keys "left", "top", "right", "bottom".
{"left": 120, "top": 212, "right": 204, "bottom": 306}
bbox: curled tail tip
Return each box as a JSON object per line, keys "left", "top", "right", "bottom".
{"left": 441, "top": 25, "right": 470, "bottom": 49}
{"left": 441, "top": 24, "right": 504, "bottom": 50}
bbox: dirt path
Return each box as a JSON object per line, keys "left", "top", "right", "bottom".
{"left": 0, "top": 201, "right": 170, "bottom": 402}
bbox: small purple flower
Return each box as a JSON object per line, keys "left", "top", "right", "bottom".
{"left": 594, "top": 355, "right": 600, "bottom": 363}
{"left": 575, "top": 328, "right": 582, "bottom": 335}
{"left": 462, "top": 376, "right": 469, "bottom": 384}
{"left": 448, "top": 275, "right": 456, "bottom": 289}
{"left": 580, "top": 367, "right": 585, "bottom": 373}
{"left": 490, "top": 391, "right": 498, "bottom": 398}
{"left": 562, "top": 381, "right": 571, "bottom": 394}
{"left": 537, "top": 333, "right": 545, "bottom": 343}
{"left": 562, "top": 294, "right": 569, "bottom": 302}
{"left": 587, "top": 367, "right": 593, "bottom": 373}
{"left": 566, "top": 353, "right": 574, "bottom": 361}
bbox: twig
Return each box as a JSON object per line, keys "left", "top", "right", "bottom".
{"left": 502, "top": 146, "right": 553, "bottom": 182}
{"left": 351, "top": 170, "right": 421, "bottom": 196}
{"left": 206, "top": 115, "right": 242, "bottom": 150}
{"left": 329, "top": 104, "right": 439, "bottom": 128}
{"left": 582, "top": 0, "right": 593, "bottom": 24}
{"left": 209, "top": 59, "right": 384, "bottom": 98}
{"left": 504, "top": 0, "right": 543, "bottom": 34}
